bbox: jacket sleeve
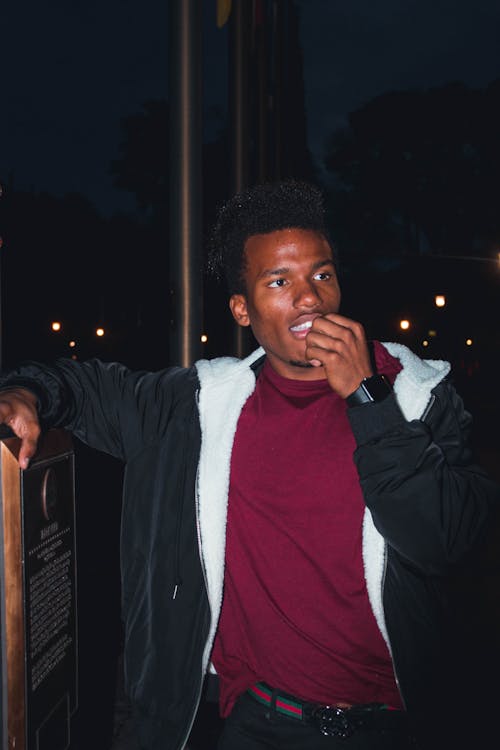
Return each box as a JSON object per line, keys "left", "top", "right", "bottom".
{"left": 0, "top": 358, "right": 192, "bottom": 462}
{"left": 347, "top": 382, "right": 500, "bottom": 574}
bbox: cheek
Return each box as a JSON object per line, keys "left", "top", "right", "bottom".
{"left": 247, "top": 294, "right": 289, "bottom": 332}
{"left": 247, "top": 307, "right": 276, "bottom": 341}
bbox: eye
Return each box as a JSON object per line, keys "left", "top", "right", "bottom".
{"left": 268, "top": 278, "right": 287, "bottom": 288}
{"left": 313, "top": 271, "right": 332, "bottom": 281}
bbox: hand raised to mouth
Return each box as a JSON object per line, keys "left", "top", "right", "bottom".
{"left": 305, "top": 313, "right": 373, "bottom": 398}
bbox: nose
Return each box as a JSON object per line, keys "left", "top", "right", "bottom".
{"left": 293, "top": 278, "right": 321, "bottom": 308}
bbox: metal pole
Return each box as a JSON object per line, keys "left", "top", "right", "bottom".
{"left": 229, "top": 0, "right": 251, "bottom": 358}
{"left": 168, "top": 0, "right": 203, "bottom": 367}
{"left": 0, "top": 183, "right": 3, "bottom": 372}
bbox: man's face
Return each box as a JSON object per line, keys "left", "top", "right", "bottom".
{"left": 229, "top": 228, "right": 341, "bottom": 380}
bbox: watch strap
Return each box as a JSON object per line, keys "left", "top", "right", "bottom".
{"left": 346, "top": 374, "right": 393, "bottom": 407}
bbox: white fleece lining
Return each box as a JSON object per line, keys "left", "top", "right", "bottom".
{"left": 362, "top": 511, "right": 390, "bottom": 649}
{"left": 195, "top": 347, "right": 265, "bottom": 671}
{"left": 195, "top": 343, "right": 450, "bottom": 667}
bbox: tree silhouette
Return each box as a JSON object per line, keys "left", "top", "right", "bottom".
{"left": 324, "top": 80, "right": 500, "bottom": 261}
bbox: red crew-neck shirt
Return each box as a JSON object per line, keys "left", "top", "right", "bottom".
{"left": 211, "top": 342, "right": 403, "bottom": 716}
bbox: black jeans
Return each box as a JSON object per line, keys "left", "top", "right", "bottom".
{"left": 217, "top": 692, "right": 417, "bottom": 750}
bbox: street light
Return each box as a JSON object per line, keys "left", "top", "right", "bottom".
{"left": 399, "top": 319, "right": 410, "bottom": 331}
{"left": 95, "top": 327, "right": 105, "bottom": 337}
{"left": 51, "top": 321, "right": 62, "bottom": 332}
{"left": 434, "top": 294, "right": 446, "bottom": 308}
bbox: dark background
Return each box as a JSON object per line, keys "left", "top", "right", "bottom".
{"left": 2, "top": 1, "right": 500, "bottom": 747}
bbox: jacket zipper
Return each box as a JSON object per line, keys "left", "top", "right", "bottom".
{"left": 420, "top": 393, "right": 436, "bottom": 423}
{"left": 172, "top": 447, "right": 187, "bottom": 600}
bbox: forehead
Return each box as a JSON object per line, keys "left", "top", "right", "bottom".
{"left": 243, "top": 228, "right": 334, "bottom": 270}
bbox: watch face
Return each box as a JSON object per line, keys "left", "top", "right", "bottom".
{"left": 41, "top": 467, "right": 58, "bottom": 521}
{"left": 347, "top": 374, "right": 392, "bottom": 407}
{"left": 363, "top": 375, "right": 392, "bottom": 402}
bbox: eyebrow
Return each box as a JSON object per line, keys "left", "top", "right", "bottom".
{"left": 257, "top": 258, "right": 335, "bottom": 279}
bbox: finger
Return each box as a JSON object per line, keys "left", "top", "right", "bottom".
{"left": 306, "top": 330, "right": 345, "bottom": 357}
{"left": 310, "top": 316, "right": 351, "bottom": 339}
{"left": 312, "top": 316, "right": 368, "bottom": 349}
{"left": 320, "top": 312, "right": 367, "bottom": 333}
{"left": 306, "top": 350, "right": 339, "bottom": 369}
{"left": 8, "top": 417, "right": 41, "bottom": 469}
{"left": 305, "top": 339, "right": 342, "bottom": 368}
{"left": 18, "top": 437, "right": 39, "bottom": 470}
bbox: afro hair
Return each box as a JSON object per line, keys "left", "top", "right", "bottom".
{"left": 208, "top": 179, "right": 334, "bottom": 295}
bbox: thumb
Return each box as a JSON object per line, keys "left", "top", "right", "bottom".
{"left": 18, "top": 437, "right": 38, "bottom": 470}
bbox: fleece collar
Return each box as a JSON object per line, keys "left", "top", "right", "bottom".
{"left": 383, "top": 341, "right": 450, "bottom": 420}
{"left": 195, "top": 343, "right": 449, "bottom": 665}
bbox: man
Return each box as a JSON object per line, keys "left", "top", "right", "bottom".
{"left": 0, "top": 180, "right": 498, "bottom": 750}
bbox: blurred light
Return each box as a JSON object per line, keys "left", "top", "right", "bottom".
{"left": 51, "top": 321, "right": 61, "bottom": 332}
{"left": 434, "top": 294, "right": 446, "bottom": 308}
{"left": 69, "top": 340, "right": 76, "bottom": 348}
{"left": 200, "top": 334, "right": 208, "bottom": 343}
{"left": 428, "top": 329, "right": 437, "bottom": 338}
{"left": 96, "top": 327, "right": 105, "bottom": 337}
{"left": 422, "top": 340, "right": 429, "bottom": 347}
{"left": 71, "top": 354, "right": 78, "bottom": 360}
{"left": 399, "top": 319, "right": 410, "bottom": 331}
{"left": 466, "top": 338, "right": 473, "bottom": 346}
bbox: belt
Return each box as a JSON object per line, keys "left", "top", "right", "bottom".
{"left": 247, "top": 682, "right": 406, "bottom": 739}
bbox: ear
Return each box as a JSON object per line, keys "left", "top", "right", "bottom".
{"left": 229, "top": 294, "right": 251, "bottom": 327}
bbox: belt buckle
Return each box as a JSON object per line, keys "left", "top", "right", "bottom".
{"left": 310, "top": 705, "right": 355, "bottom": 739}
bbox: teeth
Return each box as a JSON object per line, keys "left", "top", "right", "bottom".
{"left": 290, "top": 320, "right": 313, "bottom": 332}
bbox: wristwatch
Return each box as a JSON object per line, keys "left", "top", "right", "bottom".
{"left": 346, "top": 374, "right": 392, "bottom": 407}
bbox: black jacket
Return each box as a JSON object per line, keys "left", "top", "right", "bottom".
{"left": 2, "top": 343, "right": 499, "bottom": 749}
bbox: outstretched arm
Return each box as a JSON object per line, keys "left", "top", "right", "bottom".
{"left": 0, "top": 358, "right": 194, "bottom": 464}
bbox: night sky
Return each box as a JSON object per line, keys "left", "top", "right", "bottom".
{"left": 3, "top": 0, "right": 500, "bottom": 215}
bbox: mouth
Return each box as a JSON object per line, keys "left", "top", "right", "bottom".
{"left": 289, "top": 315, "right": 319, "bottom": 339}
{"left": 290, "top": 319, "right": 313, "bottom": 333}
